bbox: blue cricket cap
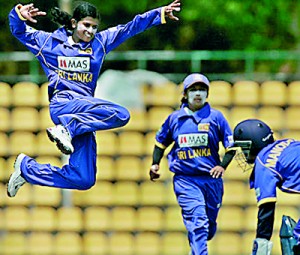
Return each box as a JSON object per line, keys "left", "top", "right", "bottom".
{"left": 183, "top": 73, "right": 210, "bottom": 91}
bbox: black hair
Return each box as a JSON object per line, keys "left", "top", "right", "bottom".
{"left": 50, "top": 2, "right": 100, "bottom": 31}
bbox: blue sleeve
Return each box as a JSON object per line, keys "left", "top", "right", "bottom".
{"left": 251, "top": 159, "right": 280, "bottom": 206}
{"left": 155, "top": 114, "right": 174, "bottom": 149}
{"left": 98, "top": 8, "right": 165, "bottom": 53}
{"left": 9, "top": 5, "right": 51, "bottom": 55}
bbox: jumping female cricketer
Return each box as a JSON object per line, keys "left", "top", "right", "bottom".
{"left": 7, "top": 0, "right": 181, "bottom": 197}
{"left": 149, "top": 73, "right": 236, "bottom": 255}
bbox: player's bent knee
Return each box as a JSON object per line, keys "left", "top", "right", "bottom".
{"left": 116, "top": 106, "right": 130, "bottom": 127}
{"left": 77, "top": 177, "right": 96, "bottom": 190}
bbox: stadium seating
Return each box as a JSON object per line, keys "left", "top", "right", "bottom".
{"left": 0, "top": 107, "right": 10, "bottom": 132}
{"left": 96, "top": 131, "right": 118, "bottom": 156}
{"left": 27, "top": 232, "right": 54, "bottom": 255}
{"left": 135, "top": 232, "right": 161, "bottom": 255}
{"left": 232, "top": 80, "right": 260, "bottom": 106}
{"left": 12, "top": 81, "right": 40, "bottom": 107}
{"left": 82, "top": 232, "right": 109, "bottom": 255}
{"left": 83, "top": 206, "right": 111, "bottom": 232}
{"left": 209, "top": 80, "right": 232, "bottom": 107}
{"left": 0, "top": 82, "right": 12, "bottom": 107}
{"left": 136, "top": 206, "right": 164, "bottom": 232}
{"left": 108, "top": 232, "right": 135, "bottom": 255}
{"left": 96, "top": 156, "right": 115, "bottom": 181}
{"left": 114, "top": 156, "right": 143, "bottom": 181}
{"left": 1, "top": 79, "right": 300, "bottom": 255}
{"left": 110, "top": 206, "right": 137, "bottom": 231}
{"left": 260, "top": 80, "right": 287, "bottom": 106}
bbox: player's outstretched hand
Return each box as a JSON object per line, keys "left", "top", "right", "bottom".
{"left": 165, "top": 0, "right": 181, "bottom": 21}
{"left": 149, "top": 164, "right": 160, "bottom": 181}
{"left": 210, "top": 165, "right": 225, "bottom": 178}
{"left": 18, "top": 3, "right": 46, "bottom": 23}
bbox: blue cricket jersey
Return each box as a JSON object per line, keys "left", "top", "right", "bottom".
{"left": 9, "top": 5, "right": 166, "bottom": 100}
{"left": 155, "top": 103, "right": 234, "bottom": 175}
{"left": 250, "top": 138, "right": 300, "bottom": 206}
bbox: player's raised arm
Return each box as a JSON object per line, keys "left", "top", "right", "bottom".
{"left": 17, "top": 3, "right": 46, "bottom": 23}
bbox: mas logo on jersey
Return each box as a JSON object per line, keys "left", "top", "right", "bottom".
{"left": 178, "top": 133, "right": 208, "bottom": 148}
{"left": 58, "top": 56, "right": 90, "bottom": 72}
{"left": 198, "top": 123, "right": 210, "bottom": 132}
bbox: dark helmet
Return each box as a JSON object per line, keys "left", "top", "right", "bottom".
{"left": 233, "top": 119, "right": 274, "bottom": 163}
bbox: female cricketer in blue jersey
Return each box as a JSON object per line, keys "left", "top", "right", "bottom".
{"left": 7, "top": 0, "right": 181, "bottom": 197}
{"left": 149, "top": 73, "right": 235, "bottom": 255}
{"left": 233, "top": 119, "right": 300, "bottom": 255}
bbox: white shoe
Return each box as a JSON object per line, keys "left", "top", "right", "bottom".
{"left": 46, "top": 124, "right": 74, "bottom": 155}
{"left": 7, "top": 153, "right": 27, "bottom": 197}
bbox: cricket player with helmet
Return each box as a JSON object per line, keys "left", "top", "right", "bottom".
{"left": 233, "top": 119, "right": 300, "bottom": 255}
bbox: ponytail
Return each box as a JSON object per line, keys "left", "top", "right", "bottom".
{"left": 50, "top": 2, "right": 100, "bottom": 31}
{"left": 50, "top": 7, "right": 73, "bottom": 30}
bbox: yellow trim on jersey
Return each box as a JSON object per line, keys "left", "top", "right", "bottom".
{"left": 161, "top": 7, "right": 166, "bottom": 24}
{"left": 257, "top": 197, "right": 277, "bottom": 207}
{"left": 155, "top": 141, "right": 167, "bottom": 149}
{"left": 15, "top": 5, "right": 27, "bottom": 21}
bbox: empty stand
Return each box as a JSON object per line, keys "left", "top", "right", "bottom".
{"left": 232, "top": 80, "right": 259, "bottom": 106}
{"left": 82, "top": 232, "right": 109, "bottom": 255}
{"left": 211, "top": 232, "right": 243, "bottom": 255}
{"left": 209, "top": 80, "right": 232, "bottom": 107}
{"left": 229, "top": 106, "right": 257, "bottom": 128}
{"left": 136, "top": 206, "right": 164, "bottom": 232}
{"left": 217, "top": 205, "right": 244, "bottom": 232}
{"left": 83, "top": 206, "right": 111, "bottom": 232}
{"left": 4, "top": 184, "right": 32, "bottom": 206}
{"left": 30, "top": 206, "right": 57, "bottom": 232}
{"left": 287, "top": 81, "right": 300, "bottom": 106}
{"left": 139, "top": 181, "right": 167, "bottom": 206}
{"left": 39, "top": 82, "right": 50, "bottom": 107}
{"left": 28, "top": 232, "right": 54, "bottom": 255}
{"left": 3, "top": 206, "right": 30, "bottom": 231}
{"left": 32, "top": 185, "right": 62, "bottom": 207}
{"left": 112, "top": 181, "right": 139, "bottom": 206}
{"left": 135, "top": 232, "right": 161, "bottom": 255}
{"left": 115, "top": 156, "right": 143, "bottom": 181}
{"left": 285, "top": 106, "right": 300, "bottom": 130}
{"left": 108, "top": 232, "right": 135, "bottom": 255}
{"left": 110, "top": 206, "right": 137, "bottom": 231}
{"left": 0, "top": 82, "right": 12, "bottom": 107}
{"left": 39, "top": 106, "right": 53, "bottom": 130}
{"left": 163, "top": 206, "right": 185, "bottom": 232}
{"left": 54, "top": 232, "right": 83, "bottom": 255}
{"left": 9, "top": 131, "right": 37, "bottom": 156}
{"left": 56, "top": 206, "right": 83, "bottom": 232}
{"left": 144, "top": 82, "right": 179, "bottom": 108}
{"left": 161, "top": 232, "right": 190, "bottom": 255}
{"left": 12, "top": 81, "right": 40, "bottom": 107}
{"left": 96, "top": 131, "right": 118, "bottom": 156}
{"left": 72, "top": 181, "right": 113, "bottom": 207}
{"left": 0, "top": 131, "right": 9, "bottom": 156}
{"left": 0, "top": 233, "right": 27, "bottom": 255}
{"left": 147, "top": 106, "right": 174, "bottom": 131}
{"left": 222, "top": 180, "right": 249, "bottom": 206}
{"left": 36, "top": 131, "right": 61, "bottom": 156}
{"left": 257, "top": 106, "right": 285, "bottom": 131}
{"left": 121, "top": 109, "right": 147, "bottom": 132}
{"left": 260, "top": 80, "right": 287, "bottom": 106}
{"left": 11, "top": 106, "right": 39, "bottom": 132}
{"left": 118, "top": 131, "right": 145, "bottom": 156}
{"left": 0, "top": 107, "right": 10, "bottom": 132}
{"left": 96, "top": 156, "right": 115, "bottom": 181}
